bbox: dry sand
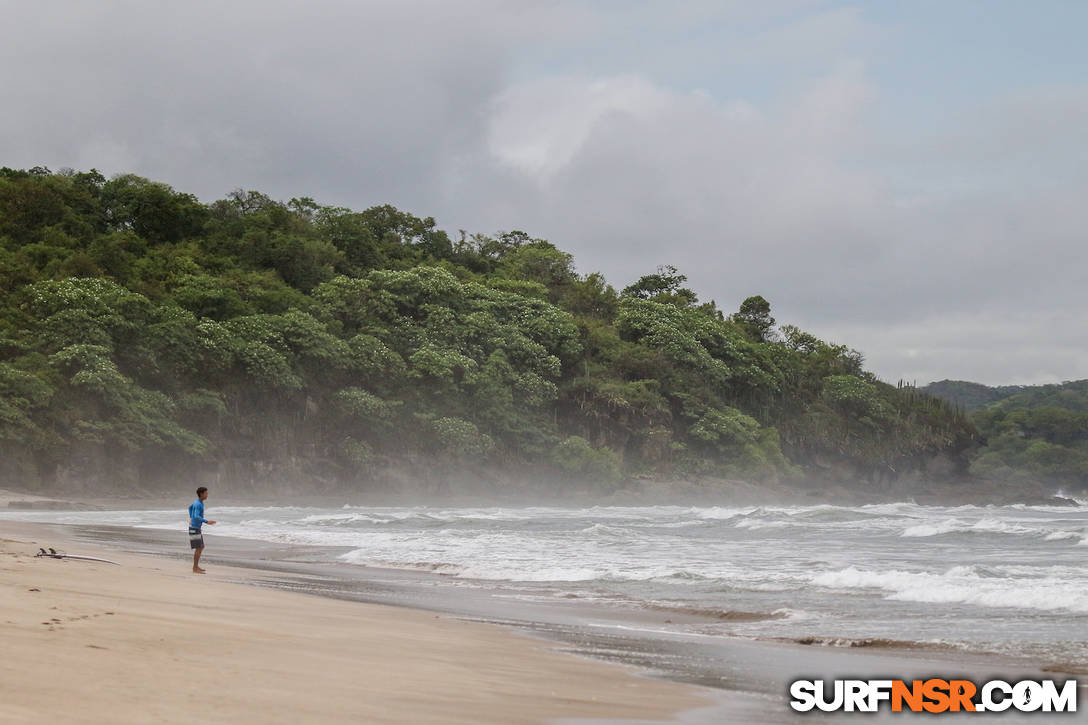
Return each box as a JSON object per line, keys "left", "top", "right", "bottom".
{"left": 0, "top": 524, "right": 706, "bottom": 724}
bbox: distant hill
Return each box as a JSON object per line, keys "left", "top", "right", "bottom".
{"left": 991, "top": 380, "right": 1088, "bottom": 413}
{"left": 923, "top": 379, "right": 1088, "bottom": 491}
{"left": 922, "top": 379, "right": 1088, "bottom": 412}
{"left": 919, "top": 380, "right": 1026, "bottom": 411}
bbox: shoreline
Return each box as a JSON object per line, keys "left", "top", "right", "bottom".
{"left": 3, "top": 517, "right": 1083, "bottom": 723}
{"left": 4, "top": 476, "right": 1082, "bottom": 514}
{"left": 0, "top": 520, "right": 712, "bottom": 725}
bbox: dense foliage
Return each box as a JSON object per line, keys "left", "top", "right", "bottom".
{"left": 924, "top": 380, "right": 1088, "bottom": 488}
{"left": 0, "top": 167, "right": 977, "bottom": 492}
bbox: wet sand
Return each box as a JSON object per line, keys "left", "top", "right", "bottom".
{"left": 0, "top": 521, "right": 707, "bottom": 724}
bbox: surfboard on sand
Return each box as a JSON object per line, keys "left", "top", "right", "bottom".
{"left": 36, "top": 548, "right": 120, "bottom": 565}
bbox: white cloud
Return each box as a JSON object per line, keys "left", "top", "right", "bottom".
{"left": 488, "top": 75, "right": 672, "bottom": 179}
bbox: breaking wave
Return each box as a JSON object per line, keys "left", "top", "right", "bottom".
{"left": 812, "top": 565, "right": 1088, "bottom": 613}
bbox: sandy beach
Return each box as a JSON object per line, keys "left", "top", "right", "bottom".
{"left": 0, "top": 522, "right": 707, "bottom": 725}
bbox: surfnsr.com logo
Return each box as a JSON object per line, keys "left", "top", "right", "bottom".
{"left": 789, "top": 678, "right": 1078, "bottom": 713}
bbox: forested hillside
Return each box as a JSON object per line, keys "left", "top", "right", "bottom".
{"left": 924, "top": 380, "right": 1088, "bottom": 489}
{"left": 918, "top": 380, "right": 1026, "bottom": 411}
{"left": 0, "top": 167, "right": 977, "bottom": 495}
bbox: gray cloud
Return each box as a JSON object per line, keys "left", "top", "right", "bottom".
{"left": 1, "top": 2, "right": 1084, "bottom": 385}
{"left": 456, "top": 64, "right": 1088, "bottom": 385}
{"left": 1, "top": 0, "right": 559, "bottom": 205}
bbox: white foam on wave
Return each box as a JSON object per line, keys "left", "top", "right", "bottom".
{"left": 901, "top": 517, "right": 1060, "bottom": 539}
{"left": 772, "top": 607, "right": 817, "bottom": 621}
{"left": 340, "top": 549, "right": 608, "bottom": 582}
{"left": 812, "top": 565, "right": 1088, "bottom": 613}
{"left": 900, "top": 519, "right": 964, "bottom": 537}
{"left": 335, "top": 551, "right": 467, "bottom": 574}
{"left": 727, "top": 507, "right": 912, "bottom": 534}
{"left": 579, "top": 523, "right": 631, "bottom": 537}
{"left": 857, "top": 502, "right": 924, "bottom": 516}
{"left": 1044, "top": 531, "right": 1083, "bottom": 541}
{"left": 694, "top": 506, "right": 752, "bottom": 520}
{"left": 299, "top": 512, "right": 375, "bottom": 524}
{"left": 652, "top": 519, "right": 705, "bottom": 529}
{"left": 295, "top": 510, "right": 448, "bottom": 526}
{"left": 734, "top": 518, "right": 791, "bottom": 530}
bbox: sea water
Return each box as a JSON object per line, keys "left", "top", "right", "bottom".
{"left": 4, "top": 499, "right": 1086, "bottom": 668}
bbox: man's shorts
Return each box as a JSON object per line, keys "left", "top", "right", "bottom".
{"left": 188, "top": 528, "right": 204, "bottom": 549}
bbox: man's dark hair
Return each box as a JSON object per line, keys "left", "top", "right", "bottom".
{"left": 196, "top": 487, "right": 208, "bottom": 496}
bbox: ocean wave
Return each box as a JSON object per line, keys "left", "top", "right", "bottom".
{"left": 651, "top": 519, "right": 707, "bottom": 529}
{"left": 335, "top": 554, "right": 467, "bottom": 575}
{"left": 337, "top": 548, "right": 607, "bottom": 581}
{"left": 645, "top": 602, "right": 789, "bottom": 622}
{"left": 812, "top": 565, "right": 1088, "bottom": 613}
{"left": 783, "top": 635, "right": 971, "bottom": 652}
{"left": 1044, "top": 531, "right": 1083, "bottom": 541}
{"left": 899, "top": 518, "right": 964, "bottom": 537}
{"left": 298, "top": 511, "right": 444, "bottom": 526}
{"left": 856, "top": 502, "right": 925, "bottom": 516}
{"left": 579, "top": 523, "right": 631, "bottom": 537}
{"left": 726, "top": 506, "right": 909, "bottom": 533}
{"left": 328, "top": 547, "right": 805, "bottom": 589}
{"left": 733, "top": 518, "right": 791, "bottom": 530}
{"left": 900, "top": 517, "right": 1063, "bottom": 539}
{"left": 457, "top": 564, "right": 606, "bottom": 582}
{"left": 694, "top": 506, "right": 752, "bottom": 520}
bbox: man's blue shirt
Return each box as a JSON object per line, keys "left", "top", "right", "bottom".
{"left": 189, "top": 499, "right": 208, "bottom": 530}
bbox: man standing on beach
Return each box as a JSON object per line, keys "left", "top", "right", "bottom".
{"left": 188, "top": 487, "right": 216, "bottom": 573}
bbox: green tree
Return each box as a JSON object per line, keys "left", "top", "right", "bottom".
{"left": 621, "top": 265, "right": 697, "bottom": 306}
{"left": 733, "top": 295, "right": 775, "bottom": 341}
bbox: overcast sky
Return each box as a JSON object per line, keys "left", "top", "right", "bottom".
{"left": 2, "top": 1, "right": 1085, "bottom": 385}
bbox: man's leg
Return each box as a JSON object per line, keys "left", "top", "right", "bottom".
{"left": 193, "top": 546, "right": 205, "bottom": 573}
